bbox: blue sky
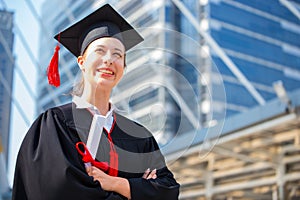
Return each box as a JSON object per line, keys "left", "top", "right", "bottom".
{"left": 3, "top": 0, "right": 44, "bottom": 186}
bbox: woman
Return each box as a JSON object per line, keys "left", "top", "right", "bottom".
{"left": 12, "top": 4, "right": 179, "bottom": 200}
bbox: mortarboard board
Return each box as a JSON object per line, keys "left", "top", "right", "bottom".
{"left": 47, "top": 3, "right": 144, "bottom": 87}
{"left": 55, "top": 3, "right": 143, "bottom": 56}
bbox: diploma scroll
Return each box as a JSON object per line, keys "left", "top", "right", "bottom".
{"left": 85, "top": 115, "right": 106, "bottom": 167}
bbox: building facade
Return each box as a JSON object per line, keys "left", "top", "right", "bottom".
{"left": 166, "top": 88, "right": 300, "bottom": 200}
{"left": 209, "top": 0, "right": 300, "bottom": 116}
{"left": 0, "top": 9, "right": 14, "bottom": 168}
{"left": 0, "top": 9, "right": 14, "bottom": 200}
{"left": 38, "top": 0, "right": 300, "bottom": 145}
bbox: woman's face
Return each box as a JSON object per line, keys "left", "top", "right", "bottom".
{"left": 77, "top": 37, "right": 125, "bottom": 91}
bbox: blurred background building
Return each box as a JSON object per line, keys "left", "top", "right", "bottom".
{"left": 1, "top": 0, "right": 300, "bottom": 199}
{"left": 0, "top": 9, "right": 14, "bottom": 200}
{"left": 37, "top": 0, "right": 300, "bottom": 143}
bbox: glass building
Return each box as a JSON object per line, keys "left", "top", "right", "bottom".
{"left": 0, "top": 9, "right": 14, "bottom": 200}
{"left": 209, "top": 0, "right": 300, "bottom": 116}
{"left": 37, "top": 0, "right": 300, "bottom": 144}
{"left": 0, "top": 9, "right": 14, "bottom": 166}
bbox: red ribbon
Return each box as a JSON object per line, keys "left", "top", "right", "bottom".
{"left": 75, "top": 141, "right": 118, "bottom": 176}
{"left": 75, "top": 142, "right": 109, "bottom": 172}
{"left": 107, "top": 134, "right": 118, "bottom": 177}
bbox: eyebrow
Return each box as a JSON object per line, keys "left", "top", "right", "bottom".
{"left": 114, "top": 48, "right": 124, "bottom": 53}
{"left": 95, "top": 45, "right": 124, "bottom": 53}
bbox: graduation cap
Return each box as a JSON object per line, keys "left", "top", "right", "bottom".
{"left": 47, "top": 3, "right": 144, "bottom": 87}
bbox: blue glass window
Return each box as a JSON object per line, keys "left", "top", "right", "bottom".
{"left": 210, "top": 3, "right": 300, "bottom": 46}
{"left": 223, "top": 81, "right": 258, "bottom": 107}
{"left": 129, "top": 89, "right": 159, "bottom": 107}
{"left": 236, "top": 0, "right": 300, "bottom": 23}
{"left": 212, "top": 56, "right": 235, "bottom": 77}
{"left": 211, "top": 29, "right": 300, "bottom": 69}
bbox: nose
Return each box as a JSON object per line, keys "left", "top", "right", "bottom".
{"left": 102, "top": 52, "right": 113, "bottom": 65}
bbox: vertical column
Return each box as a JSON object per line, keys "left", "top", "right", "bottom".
{"left": 272, "top": 185, "right": 278, "bottom": 200}
{"left": 205, "top": 155, "right": 214, "bottom": 200}
{"left": 0, "top": 136, "right": 9, "bottom": 199}
{"left": 198, "top": 0, "right": 211, "bottom": 127}
{"left": 276, "top": 153, "right": 285, "bottom": 200}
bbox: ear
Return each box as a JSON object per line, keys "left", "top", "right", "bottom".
{"left": 77, "top": 55, "right": 85, "bottom": 71}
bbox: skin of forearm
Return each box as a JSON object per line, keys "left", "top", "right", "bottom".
{"left": 87, "top": 166, "right": 157, "bottom": 199}
{"left": 110, "top": 176, "right": 131, "bottom": 199}
{"left": 108, "top": 168, "right": 157, "bottom": 198}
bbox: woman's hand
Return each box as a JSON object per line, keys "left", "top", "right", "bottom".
{"left": 86, "top": 166, "right": 113, "bottom": 191}
{"left": 86, "top": 166, "right": 157, "bottom": 199}
{"left": 142, "top": 168, "right": 157, "bottom": 179}
{"left": 86, "top": 166, "right": 131, "bottom": 199}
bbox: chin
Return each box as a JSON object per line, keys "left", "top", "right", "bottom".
{"left": 96, "top": 81, "right": 115, "bottom": 89}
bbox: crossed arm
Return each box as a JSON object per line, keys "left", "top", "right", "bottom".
{"left": 86, "top": 166, "right": 157, "bottom": 199}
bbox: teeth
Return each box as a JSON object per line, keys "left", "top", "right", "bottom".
{"left": 98, "top": 69, "right": 113, "bottom": 75}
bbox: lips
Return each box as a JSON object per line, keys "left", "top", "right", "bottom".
{"left": 97, "top": 68, "right": 115, "bottom": 75}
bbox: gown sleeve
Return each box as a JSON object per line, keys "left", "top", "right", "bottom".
{"left": 127, "top": 135, "right": 180, "bottom": 200}
{"left": 12, "top": 108, "right": 126, "bottom": 200}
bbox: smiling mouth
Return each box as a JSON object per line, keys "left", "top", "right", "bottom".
{"left": 97, "top": 69, "right": 114, "bottom": 75}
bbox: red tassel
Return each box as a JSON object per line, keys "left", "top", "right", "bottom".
{"left": 47, "top": 44, "right": 60, "bottom": 87}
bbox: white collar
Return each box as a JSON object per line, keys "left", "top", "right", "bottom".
{"left": 72, "top": 95, "right": 115, "bottom": 132}
{"left": 73, "top": 95, "right": 115, "bottom": 116}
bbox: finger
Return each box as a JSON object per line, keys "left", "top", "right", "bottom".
{"left": 142, "top": 168, "right": 150, "bottom": 179}
{"left": 152, "top": 174, "right": 157, "bottom": 179}
{"left": 86, "top": 166, "right": 92, "bottom": 174}
{"left": 147, "top": 169, "right": 157, "bottom": 179}
{"left": 87, "top": 166, "right": 98, "bottom": 176}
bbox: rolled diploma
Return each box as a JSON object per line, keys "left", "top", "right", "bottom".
{"left": 85, "top": 115, "right": 106, "bottom": 167}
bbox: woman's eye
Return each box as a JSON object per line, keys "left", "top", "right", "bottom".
{"left": 113, "top": 52, "right": 123, "bottom": 58}
{"left": 95, "top": 48, "right": 105, "bottom": 53}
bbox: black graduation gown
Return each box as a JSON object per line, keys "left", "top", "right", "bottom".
{"left": 12, "top": 103, "right": 179, "bottom": 200}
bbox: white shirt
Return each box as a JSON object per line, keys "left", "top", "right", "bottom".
{"left": 72, "top": 95, "right": 114, "bottom": 132}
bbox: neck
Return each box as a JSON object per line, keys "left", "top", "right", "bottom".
{"left": 81, "top": 85, "right": 111, "bottom": 115}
